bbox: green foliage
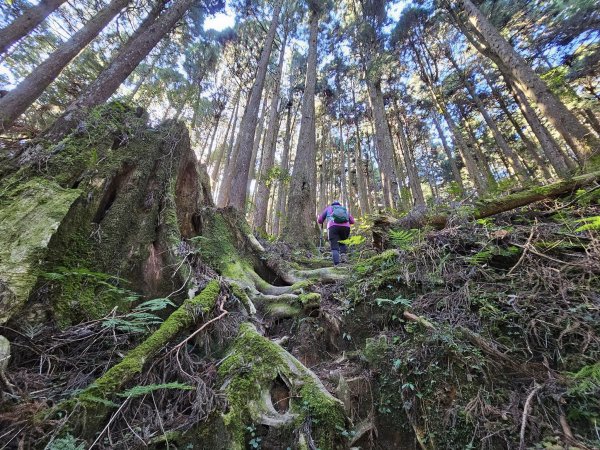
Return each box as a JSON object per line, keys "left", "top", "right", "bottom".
{"left": 375, "top": 295, "right": 412, "bottom": 308}
{"left": 47, "top": 434, "right": 85, "bottom": 450}
{"left": 389, "top": 228, "right": 420, "bottom": 250}
{"left": 101, "top": 297, "right": 175, "bottom": 333}
{"left": 338, "top": 235, "right": 365, "bottom": 246}
{"left": 118, "top": 382, "right": 194, "bottom": 398}
{"left": 574, "top": 216, "right": 600, "bottom": 232}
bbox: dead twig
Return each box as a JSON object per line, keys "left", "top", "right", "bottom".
{"left": 519, "top": 383, "right": 542, "bottom": 450}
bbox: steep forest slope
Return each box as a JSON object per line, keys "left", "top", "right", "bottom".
{"left": 0, "top": 108, "right": 599, "bottom": 450}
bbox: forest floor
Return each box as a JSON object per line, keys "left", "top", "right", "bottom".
{"left": 1, "top": 189, "right": 600, "bottom": 450}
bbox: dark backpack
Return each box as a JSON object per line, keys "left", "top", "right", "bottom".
{"left": 331, "top": 205, "right": 349, "bottom": 223}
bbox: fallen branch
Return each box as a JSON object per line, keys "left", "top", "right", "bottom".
{"left": 519, "top": 383, "right": 543, "bottom": 450}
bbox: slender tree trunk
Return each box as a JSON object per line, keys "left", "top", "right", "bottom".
{"left": 432, "top": 113, "right": 465, "bottom": 193}
{"left": 200, "top": 112, "right": 221, "bottom": 163}
{"left": 227, "top": 1, "right": 282, "bottom": 210}
{"left": 397, "top": 119, "right": 425, "bottom": 207}
{"left": 0, "top": 0, "right": 131, "bottom": 130}
{"left": 366, "top": 78, "right": 400, "bottom": 209}
{"left": 445, "top": 51, "right": 529, "bottom": 182}
{"left": 128, "top": 43, "right": 168, "bottom": 100}
{"left": 283, "top": 8, "right": 319, "bottom": 248}
{"left": 217, "top": 100, "right": 246, "bottom": 206}
{"left": 451, "top": 0, "right": 599, "bottom": 159}
{"left": 273, "top": 99, "right": 293, "bottom": 237}
{"left": 351, "top": 82, "right": 370, "bottom": 215}
{"left": 211, "top": 92, "right": 240, "bottom": 184}
{"left": 46, "top": 0, "right": 195, "bottom": 138}
{"left": 254, "top": 31, "right": 288, "bottom": 233}
{"left": 584, "top": 108, "right": 600, "bottom": 136}
{"left": 434, "top": 90, "right": 489, "bottom": 193}
{"left": 0, "top": 0, "right": 68, "bottom": 56}
{"left": 247, "top": 94, "right": 270, "bottom": 197}
{"left": 503, "top": 74, "right": 575, "bottom": 175}
{"left": 483, "top": 71, "right": 552, "bottom": 178}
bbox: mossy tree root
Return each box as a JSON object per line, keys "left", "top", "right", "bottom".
{"left": 55, "top": 280, "right": 221, "bottom": 431}
{"left": 217, "top": 322, "right": 346, "bottom": 450}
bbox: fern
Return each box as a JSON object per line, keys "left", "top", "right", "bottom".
{"left": 339, "top": 235, "right": 366, "bottom": 246}
{"left": 101, "top": 297, "right": 174, "bottom": 333}
{"left": 47, "top": 433, "right": 85, "bottom": 450}
{"left": 575, "top": 216, "right": 600, "bottom": 232}
{"left": 468, "top": 249, "right": 493, "bottom": 266}
{"left": 118, "top": 382, "right": 194, "bottom": 398}
{"left": 389, "top": 229, "right": 419, "bottom": 250}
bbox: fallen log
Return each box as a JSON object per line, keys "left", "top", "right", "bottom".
{"left": 374, "top": 171, "right": 600, "bottom": 239}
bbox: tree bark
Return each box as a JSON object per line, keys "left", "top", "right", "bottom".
{"left": 366, "top": 78, "right": 400, "bottom": 209}
{"left": 227, "top": 1, "right": 282, "bottom": 210}
{"left": 45, "top": 0, "right": 195, "bottom": 139}
{"left": 351, "top": 80, "right": 370, "bottom": 215}
{"left": 272, "top": 99, "right": 294, "bottom": 237}
{"left": 504, "top": 74, "right": 575, "bottom": 175}
{"left": 0, "top": 0, "right": 131, "bottom": 131}
{"left": 0, "top": 0, "right": 68, "bottom": 56}
{"left": 432, "top": 113, "right": 465, "bottom": 193}
{"left": 445, "top": 51, "right": 529, "bottom": 183}
{"left": 452, "top": 0, "right": 599, "bottom": 160}
{"left": 254, "top": 31, "right": 288, "bottom": 233}
{"left": 282, "top": 8, "right": 319, "bottom": 248}
{"left": 211, "top": 91, "right": 240, "bottom": 183}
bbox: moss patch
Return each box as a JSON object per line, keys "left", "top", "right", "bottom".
{"left": 0, "top": 177, "right": 81, "bottom": 324}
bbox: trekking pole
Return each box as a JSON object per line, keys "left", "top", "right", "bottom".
{"left": 318, "top": 222, "right": 324, "bottom": 252}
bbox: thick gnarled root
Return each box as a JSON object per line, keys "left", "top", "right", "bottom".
{"left": 217, "top": 322, "right": 347, "bottom": 450}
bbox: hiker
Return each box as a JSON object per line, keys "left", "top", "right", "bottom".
{"left": 317, "top": 201, "right": 355, "bottom": 266}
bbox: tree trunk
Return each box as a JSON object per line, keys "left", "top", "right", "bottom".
{"left": 366, "top": 78, "right": 400, "bottom": 209}
{"left": 254, "top": 31, "right": 288, "bottom": 233}
{"left": 446, "top": 51, "right": 529, "bottom": 182}
{"left": 395, "top": 117, "right": 425, "bottom": 207}
{"left": 351, "top": 81, "right": 370, "bottom": 215}
{"left": 246, "top": 95, "right": 269, "bottom": 204}
{"left": 452, "top": 0, "right": 599, "bottom": 160}
{"left": 273, "top": 99, "right": 293, "bottom": 237}
{"left": 282, "top": 8, "right": 319, "bottom": 248}
{"left": 432, "top": 113, "right": 465, "bottom": 193}
{"left": 0, "top": 0, "right": 131, "bottom": 131}
{"left": 504, "top": 74, "right": 575, "bottom": 175}
{"left": 0, "top": 0, "right": 68, "bottom": 56}
{"left": 483, "top": 70, "right": 552, "bottom": 179}
{"left": 227, "top": 1, "right": 282, "bottom": 210}
{"left": 45, "top": 0, "right": 195, "bottom": 139}
{"left": 211, "top": 91, "right": 240, "bottom": 183}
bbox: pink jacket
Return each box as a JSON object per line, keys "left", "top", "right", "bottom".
{"left": 317, "top": 205, "right": 355, "bottom": 229}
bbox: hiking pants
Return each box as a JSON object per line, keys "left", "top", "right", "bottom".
{"left": 328, "top": 225, "right": 350, "bottom": 265}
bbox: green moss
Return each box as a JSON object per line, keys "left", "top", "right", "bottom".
{"left": 291, "top": 279, "right": 314, "bottom": 293}
{"left": 266, "top": 302, "right": 302, "bottom": 318}
{"left": 0, "top": 177, "right": 81, "bottom": 324}
{"left": 299, "top": 292, "right": 321, "bottom": 309}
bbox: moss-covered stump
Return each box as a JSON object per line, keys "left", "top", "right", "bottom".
{"left": 0, "top": 103, "right": 214, "bottom": 327}
{"left": 217, "top": 323, "right": 347, "bottom": 450}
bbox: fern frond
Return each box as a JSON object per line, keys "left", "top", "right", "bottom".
{"left": 118, "top": 382, "right": 194, "bottom": 398}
